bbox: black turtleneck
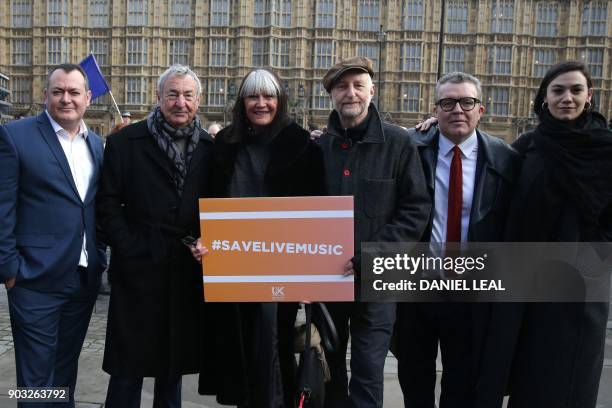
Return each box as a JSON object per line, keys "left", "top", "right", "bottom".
{"left": 342, "top": 109, "right": 372, "bottom": 144}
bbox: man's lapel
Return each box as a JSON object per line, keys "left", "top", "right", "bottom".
{"left": 188, "top": 131, "right": 213, "bottom": 176}
{"left": 418, "top": 129, "right": 438, "bottom": 196}
{"left": 37, "top": 113, "right": 81, "bottom": 200}
{"left": 469, "top": 131, "right": 503, "bottom": 230}
{"left": 83, "top": 131, "right": 103, "bottom": 205}
{"left": 141, "top": 134, "right": 176, "bottom": 180}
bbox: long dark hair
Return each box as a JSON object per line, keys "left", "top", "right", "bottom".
{"left": 534, "top": 61, "right": 594, "bottom": 120}
{"left": 225, "top": 69, "right": 290, "bottom": 142}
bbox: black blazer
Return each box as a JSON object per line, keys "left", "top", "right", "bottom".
{"left": 410, "top": 127, "right": 518, "bottom": 243}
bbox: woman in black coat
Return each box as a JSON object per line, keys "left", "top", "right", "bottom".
{"left": 505, "top": 61, "right": 612, "bottom": 407}
{"left": 196, "top": 69, "right": 326, "bottom": 407}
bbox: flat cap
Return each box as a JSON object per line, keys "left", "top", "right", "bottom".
{"left": 322, "top": 56, "right": 375, "bottom": 92}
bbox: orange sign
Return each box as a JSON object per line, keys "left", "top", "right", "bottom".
{"left": 199, "top": 196, "right": 354, "bottom": 302}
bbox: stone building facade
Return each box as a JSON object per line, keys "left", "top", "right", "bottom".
{"left": 0, "top": 0, "right": 610, "bottom": 140}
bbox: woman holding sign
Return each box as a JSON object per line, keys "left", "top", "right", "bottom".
{"left": 196, "top": 69, "right": 326, "bottom": 407}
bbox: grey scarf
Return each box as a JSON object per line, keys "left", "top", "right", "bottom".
{"left": 147, "top": 106, "right": 201, "bottom": 195}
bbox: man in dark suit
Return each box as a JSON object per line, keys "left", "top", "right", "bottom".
{"left": 97, "top": 64, "right": 213, "bottom": 408}
{"left": 0, "top": 64, "right": 106, "bottom": 407}
{"left": 397, "top": 72, "right": 518, "bottom": 408}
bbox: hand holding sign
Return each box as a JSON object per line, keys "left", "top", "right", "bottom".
{"left": 188, "top": 237, "right": 208, "bottom": 264}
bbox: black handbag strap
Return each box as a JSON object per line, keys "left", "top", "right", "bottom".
{"left": 304, "top": 303, "right": 313, "bottom": 360}
{"left": 313, "top": 302, "right": 339, "bottom": 354}
{"left": 298, "top": 303, "right": 314, "bottom": 406}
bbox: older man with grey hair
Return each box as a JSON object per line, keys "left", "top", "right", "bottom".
{"left": 97, "top": 64, "right": 213, "bottom": 408}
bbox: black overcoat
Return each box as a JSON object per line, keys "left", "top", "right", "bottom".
{"left": 97, "top": 120, "right": 213, "bottom": 378}
{"left": 501, "top": 131, "right": 612, "bottom": 408}
{"left": 198, "top": 121, "right": 327, "bottom": 405}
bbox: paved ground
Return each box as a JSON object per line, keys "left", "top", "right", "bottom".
{"left": 0, "top": 289, "right": 610, "bottom": 407}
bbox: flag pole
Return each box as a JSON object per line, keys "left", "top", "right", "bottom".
{"left": 108, "top": 90, "right": 122, "bottom": 119}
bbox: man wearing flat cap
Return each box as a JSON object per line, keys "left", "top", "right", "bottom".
{"left": 318, "top": 56, "right": 431, "bottom": 407}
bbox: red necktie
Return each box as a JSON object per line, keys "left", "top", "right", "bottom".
{"left": 446, "top": 146, "right": 462, "bottom": 243}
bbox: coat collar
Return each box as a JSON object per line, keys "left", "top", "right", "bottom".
{"left": 414, "top": 126, "right": 514, "bottom": 232}
{"left": 413, "top": 126, "right": 438, "bottom": 194}
{"left": 214, "top": 122, "right": 310, "bottom": 181}
{"left": 470, "top": 129, "right": 516, "bottom": 231}
{"left": 326, "top": 103, "right": 386, "bottom": 143}
{"left": 130, "top": 120, "right": 213, "bottom": 183}
{"left": 414, "top": 127, "right": 511, "bottom": 183}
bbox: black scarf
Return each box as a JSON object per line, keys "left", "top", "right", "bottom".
{"left": 518, "top": 110, "right": 612, "bottom": 241}
{"left": 328, "top": 105, "right": 373, "bottom": 143}
{"left": 147, "top": 106, "right": 201, "bottom": 195}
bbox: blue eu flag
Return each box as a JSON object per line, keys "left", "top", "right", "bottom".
{"left": 79, "top": 54, "right": 110, "bottom": 100}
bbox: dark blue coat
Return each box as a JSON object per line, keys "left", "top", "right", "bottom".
{"left": 0, "top": 113, "right": 106, "bottom": 292}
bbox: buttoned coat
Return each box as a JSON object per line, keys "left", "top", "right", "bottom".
{"left": 97, "top": 120, "right": 213, "bottom": 378}
{"left": 318, "top": 104, "right": 431, "bottom": 272}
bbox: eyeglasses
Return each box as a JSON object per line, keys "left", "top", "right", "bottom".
{"left": 435, "top": 97, "right": 481, "bottom": 112}
{"left": 165, "top": 92, "right": 196, "bottom": 102}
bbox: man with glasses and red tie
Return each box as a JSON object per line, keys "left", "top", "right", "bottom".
{"left": 396, "top": 72, "right": 519, "bottom": 408}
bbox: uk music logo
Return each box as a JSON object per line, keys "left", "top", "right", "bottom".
{"left": 272, "top": 286, "right": 285, "bottom": 298}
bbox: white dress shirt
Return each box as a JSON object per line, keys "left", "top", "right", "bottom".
{"left": 45, "top": 111, "right": 93, "bottom": 267}
{"left": 431, "top": 131, "right": 478, "bottom": 243}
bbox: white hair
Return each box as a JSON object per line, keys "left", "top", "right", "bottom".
{"left": 239, "top": 69, "right": 281, "bottom": 98}
{"left": 157, "top": 64, "right": 202, "bottom": 95}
